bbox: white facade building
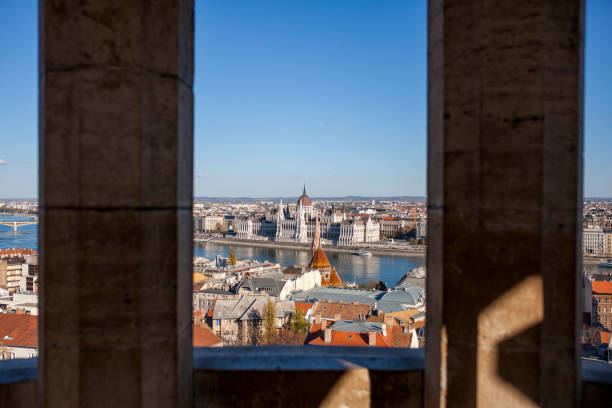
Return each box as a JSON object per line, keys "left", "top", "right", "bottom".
{"left": 583, "top": 226, "right": 605, "bottom": 255}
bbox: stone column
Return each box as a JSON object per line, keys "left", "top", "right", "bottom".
{"left": 39, "top": 1, "right": 193, "bottom": 407}
{"left": 426, "top": 0, "right": 583, "bottom": 407}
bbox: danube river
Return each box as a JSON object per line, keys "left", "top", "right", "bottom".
{"left": 195, "top": 241, "right": 425, "bottom": 287}
{"left": 2, "top": 215, "right": 606, "bottom": 286}
{"left": 0, "top": 215, "right": 38, "bottom": 251}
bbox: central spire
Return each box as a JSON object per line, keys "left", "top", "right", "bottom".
{"left": 303, "top": 184, "right": 306, "bottom": 195}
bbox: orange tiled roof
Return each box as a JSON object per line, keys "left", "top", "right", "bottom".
{"left": 193, "top": 325, "right": 221, "bottom": 347}
{"left": 306, "top": 323, "right": 391, "bottom": 347}
{"left": 593, "top": 281, "right": 612, "bottom": 294}
{"left": 310, "top": 247, "right": 331, "bottom": 269}
{"left": 329, "top": 269, "right": 342, "bottom": 286}
{"left": 0, "top": 314, "right": 38, "bottom": 348}
{"left": 601, "top": 331, "right": 611, "bottom": 345}
{"left": 0, "top": 248, "right": 37, "bottom": 259}
{"left": 312, "top": 301, "right": 369, "bottom": 321}
{"left": 294, "top": 302, "right": 313, "bottom": 316}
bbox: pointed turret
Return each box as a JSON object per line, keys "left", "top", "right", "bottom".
{"left": 312, "top": 214, "right": 321, "bottom": 256}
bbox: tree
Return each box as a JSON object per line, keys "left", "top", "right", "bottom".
{"left": 263, "top": 299, "right": 277, "bottom": 344}
{"left": 290, "top": 312, "right": 311, "bottom": 338}
{"left": 228, "top": 248, "right": 237, "bottom": 266}
{"left": 375, "top": 280, "right": 388, "bottom": 291}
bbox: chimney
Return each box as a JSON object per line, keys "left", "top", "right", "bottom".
{"left": 334, "top": 313, "right": 341, "bottom": 321}
{"left": 314, "top": 315, "right": 321, "bottom": 325}
{"left": 324, "top": 327, "right": 332, "bottom": 343}
{"left": 368, "top": 331, "right": 376, "bottom": 346}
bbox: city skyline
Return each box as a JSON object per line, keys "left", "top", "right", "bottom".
{"left": 1, "top": 1, "right": 611, "bottom": 198}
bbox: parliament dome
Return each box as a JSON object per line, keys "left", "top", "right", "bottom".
{"left": 297, "top": 185, "right": 312, "bottom": 207}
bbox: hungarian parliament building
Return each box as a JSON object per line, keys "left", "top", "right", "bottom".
{"left": 235, "top": 186, "right": 380, "bottom": 246}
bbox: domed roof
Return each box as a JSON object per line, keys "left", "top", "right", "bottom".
{"left": 310, "top": 247, "right": 331, "bottom": 270}
{"left": 297, "top": 185, "right": 312, "bottom": 207}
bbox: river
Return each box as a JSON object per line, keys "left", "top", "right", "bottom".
{"left": 1, "top": 215, "right": 607, "bottom": 286}
{"left": 195, "top": 241, "right": 425, "bottom": 287}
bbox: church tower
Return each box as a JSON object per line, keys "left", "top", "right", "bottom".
{"left": 312, "top": 214, "right": 321, "bottom": 256}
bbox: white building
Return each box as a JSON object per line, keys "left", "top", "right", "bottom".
{"left": 236, "top": 186, "right": 379, "bottom": 246}
{"left": 202, "top": 215, "right": 224, "bottom": 232}
{"left": 583, "top": 226, "right": 605, "bottom": 255}
{"left": 278, "top": 269, "right": 322, "bottom": 300}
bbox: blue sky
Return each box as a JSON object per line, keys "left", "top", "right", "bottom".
{"left": 0, "top": 1, "right": 610, "bottom": 198}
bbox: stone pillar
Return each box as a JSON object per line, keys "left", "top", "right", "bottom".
{"left": 39, "top": 1, "right": 193, "bottom": 407}
{"left": 426, "top": 0, "right": 583, "bottom": 407}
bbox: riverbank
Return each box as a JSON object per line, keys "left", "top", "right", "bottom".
{"left": 195, "top": 236, "right": 426, "bottom": 258}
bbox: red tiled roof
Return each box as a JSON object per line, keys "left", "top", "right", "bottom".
{"left": 312, "top": 301, "right": 369, "bottom": 320}
{"left": 601, "top": 331, "right": 611, "bottom": 345}
{"left": 193, "top": 325, "right": 221, "bottom": 347}
{"left": 0, "top": 314, "right": 38, "bottom": 348}
{"left": 294, "top": 302, "right": 313, "bottom": 316}
{"left": 593, "top": 281, "right": 612, "bottom": 294}
{"left": 306, "top": 323, "right": 391, "bottom": 347}
{"left": 0, "top": 248, "right": 37, "bottom": 259}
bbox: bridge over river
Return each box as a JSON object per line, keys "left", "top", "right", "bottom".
{"left": 0, "top": 216, "right": 38, "bottom": 232}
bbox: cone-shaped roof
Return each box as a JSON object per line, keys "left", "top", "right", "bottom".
{"left": 310, "top": 247, "right": 331, "bottom": 270}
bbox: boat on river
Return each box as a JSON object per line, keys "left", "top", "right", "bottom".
{"left": 598, "top": 259, "right": 612, "bottom": 268}
{"left": 352, "top": 251, "right": 372, "bottom": 257}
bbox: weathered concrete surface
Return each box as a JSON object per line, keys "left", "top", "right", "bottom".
{"left": 0, "top": 359, "right": 37, "bottom": 408}
{"left": 39, "top": 1, "right": 194, "bottom": 407}
{"left": 194, "top": 346, "right": 423, "bottom": 407}
{"left": 426, "top": 0, "right": 584, "bottom": 407}
{"left": 581, "top": 359, "right": 612, "bottom": 407}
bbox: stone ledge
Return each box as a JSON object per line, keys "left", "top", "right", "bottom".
{"left": 582, "top": 358, "right": 612, "bottom": 384}
{"left": 194, "top": 345, "right": 426, "bottom": 371}
{"left": 0, "top": 358, "right": 37, "bottom": 385}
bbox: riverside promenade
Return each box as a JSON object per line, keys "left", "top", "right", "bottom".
{"left": 195, "top": 234, "right": 426, "bottom": 258}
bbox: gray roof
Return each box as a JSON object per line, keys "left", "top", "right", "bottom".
{"left": 290, "top": 285, "right": 425, "bottom": 313}
{"left": 289, "top": 287, "right": 383, "bottom": 305}
{"left": 200, "top": 288, "right": 234, "bottom": 295}
{"left": 331, "top": 320, "right": 386, "bottom": 334}
{"left": 213, "top": 295, "right": 294, "bottom": 321}
{"left": 394, "top": 277, "right": 425, "bottom": 290}
{"left": 237, "top": 277, "right": 287, "bottom": 297}
{"left": 377, "top": 286, "right": 425, "bottom": 313}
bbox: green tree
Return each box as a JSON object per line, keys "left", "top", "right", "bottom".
{"left": 228, "top": 248, "right": 237, "bottom": 266}
{"left": 290, "top": 312, "right": 311, "bottom": 337}
{"left": 263, "top": 299, "right": 277, "bottom": 344}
